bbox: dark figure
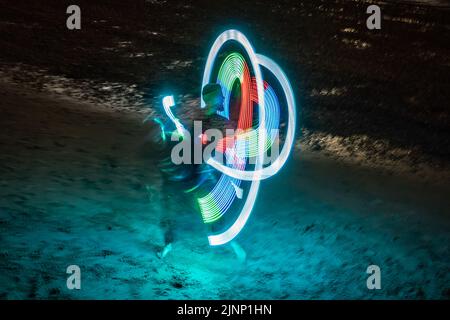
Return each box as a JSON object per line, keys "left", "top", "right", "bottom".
{"left": 150, "top": 84, "right": 224, "bottom": 258}
{"left": 150, "top": 83, "right": 246, "bottom": 261}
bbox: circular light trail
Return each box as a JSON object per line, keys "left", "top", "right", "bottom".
{"left": 199, "top": 30, "right": 297, "bottom": 246}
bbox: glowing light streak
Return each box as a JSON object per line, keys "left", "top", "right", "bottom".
{"left": 194, "top": 30, "right": 296, "bottom": 246}
{"left": 162, "top": 95, "right": 186, "bottom": 138}
{"left": 206, "top": 54, "right": 296, "bottom": 181}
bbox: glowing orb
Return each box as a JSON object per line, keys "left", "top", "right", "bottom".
{"left": 199, "top": 29, "right": 297, "bottom": 246}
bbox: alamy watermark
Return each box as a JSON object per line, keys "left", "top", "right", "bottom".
{"left": 366, "top": 265, "right": 381, "bottom": 290}
{"left": 366, "top": 5, "right": 381, "bottom": 30}
{"left": 169, "top": 121, "right": 280, "bottom": 166}
{"left": 66, "top": 5, "right": 81, "bottom": 30}
{"left": 66, "top": 265, "right": 81, "bottom": 290}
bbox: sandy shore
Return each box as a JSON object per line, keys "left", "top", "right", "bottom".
{"left": 0, "top": 81, "right": 449, "bottom": 299}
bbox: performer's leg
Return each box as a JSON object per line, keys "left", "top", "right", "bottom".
{"left": 158, "top": 177, "right": 175, "bottom": 258}
{"left": 230, "top": 240, "right": 247, "bottom": 263}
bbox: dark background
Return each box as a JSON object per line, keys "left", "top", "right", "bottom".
{"left": 1, "top": 0, "right": 449, "bottom": 165}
